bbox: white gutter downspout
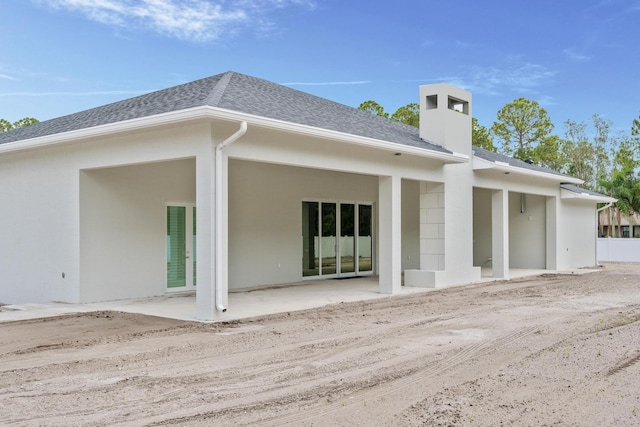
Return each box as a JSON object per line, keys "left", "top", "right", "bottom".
{"left": 597, "top": 202, "right": 613, "bottom": 213}
{"left": 214, "top": 121, "right": 248, "bottom": 312}
{"left": 595, "top": 202, "right": 613, "bottom": 263}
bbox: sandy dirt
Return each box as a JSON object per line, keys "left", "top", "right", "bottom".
{"left": 1, "top": 263, "right": 640, "bottom": 426}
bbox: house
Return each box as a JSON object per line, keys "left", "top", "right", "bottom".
{"left": 0, "top": 71, "right": 615, "bottom": 320}
{"left": 598, "top": 210, "right": 640, "bottom": 238}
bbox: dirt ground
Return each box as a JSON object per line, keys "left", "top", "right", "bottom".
{"left": 1, "top": 263, "right": 640, "bottom": 426}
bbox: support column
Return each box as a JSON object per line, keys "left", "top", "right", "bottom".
{"left": 492, "top": 189, "right": 509, "bottom": 279}
{"left": 546, "top": 196, "right": 558, "bottom": 270}
{"left": 378, "top": 175, "right": 401, "bottom": 294}
{"left": 195, "top": 146, "right": 216, "bottom": 320}
{"left": 419, "top": 181, "right": 445, "bottom": 270}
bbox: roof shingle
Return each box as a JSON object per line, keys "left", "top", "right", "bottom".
{"left": 0, "top": 71, "right": 449, "bottom": 154}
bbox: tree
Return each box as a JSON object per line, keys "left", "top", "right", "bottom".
{"left": 632, "top": 113, "right": 640, "bottom": 138}
{"left": 563, "top": 119, "right": 596, "bottom": 189}
{"left": 358, "top": 100, "right": 388, "bottom": 118}
{"left": 472, "top": 118, "right": 495, "bottom": 151}
{"left": 0, "top": 117, "right": 39, "bottom": 132}
{"left": 531, "top": 135, "right": 565, "bottom": 171}
{"left": 390, "top": 103, "right": 419, "bottom": 127}
{"left": 358, "top": 100, "right": 421, "bottom": 127}
{"left": 598, "top": 127, "right": 640, "bottom": 237}
{"left": 591, "top": 114, "right": 613, "bottom": 193}
{"left": 491, "top": 98, "right": 554, "bottom": 161}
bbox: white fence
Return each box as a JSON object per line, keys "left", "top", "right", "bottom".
{"left": 317, "top": 236, "right": 372, "bottom": 258}
{"left": 597, "top": 238, "right": 640, "bottom": 262}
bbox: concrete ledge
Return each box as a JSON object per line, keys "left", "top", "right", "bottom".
{"left": 405, "top": 267, "right": 482, "bottom": 288}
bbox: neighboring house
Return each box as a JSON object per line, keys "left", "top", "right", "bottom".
{"left": 0, "top": 71, "right": 615, "bottom": 320}
{"left": 598, "top": 210, "right": 640, "bottom": 238}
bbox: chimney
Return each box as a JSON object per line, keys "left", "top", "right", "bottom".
{"left": 419, "top": 83, "right": 472, "bottom": 156}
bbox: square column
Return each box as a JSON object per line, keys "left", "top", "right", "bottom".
{"left": 419, "top": 181, "right": 445, "bottom": 270}
{"left": 378, "top": 175, "right": 401, "bottom": 294}
{"left": 546, "top": 196, "right": 558, "bottom": 270}
{"left": 492, "top": 189, "right": 509, "bottom": 279}
{"left": 195, "top": 146, "right": 216, "bottom": 320}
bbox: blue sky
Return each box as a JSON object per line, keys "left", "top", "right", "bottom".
{"left": 1, "top": 0, "right": 639, "bottom": 138}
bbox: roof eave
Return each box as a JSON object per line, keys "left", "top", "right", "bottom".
{"left": 0, "top": 106, "right": 467, "bottom": 164}
{"left": 560, "top": 188, "right": 617, "bottom": 203}
{"left": 473, "top": 155, "right": 582, "bottom": 184}
{"left": 204, "top": 107, "right": 467, "bottom": 164}
{"left": 0, "top": 106, "right": 211, "bottom": 154}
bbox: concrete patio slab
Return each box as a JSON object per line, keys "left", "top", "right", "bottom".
{"left": 0, "top": 268, "right": 600, "bottom": 323}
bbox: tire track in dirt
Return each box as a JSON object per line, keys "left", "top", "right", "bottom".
{"left": 112, "top": 303, "right": 545, "bottom": 425}
{"left": 0, "top": 315, "right": 457, "bottom": 426}
{"left": 607, "top": 351, "right": 640, "bottom": 376}
{"left": 145, "top": 325, "right": 542, "bottom": 426}
{"left": 256, "top": 325, "right": 543, "bottom": 426}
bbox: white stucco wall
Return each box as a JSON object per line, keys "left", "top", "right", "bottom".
{"left": 473, "top": 187, "right": 492, "bottom": 267}
{"left": 471, "top": 171, "right": 597, "bottom": 272}
{"left": 0, "top": 146, "right": 81, "bottom": 304}
{"left": 401, "top": 179, "right": 420, "bottom": 271}
{"left": 80, "top": 159, "right": 195, "bottom": 302}
{"left": 226, "top": 127, "right": 445, "bottom": 291}
{"left": 0, "top": 121, "right": 213, "bottom": 304}
{"left": 228, "top": 159, "right": 379, "bottom": 289}
{"left": 557, "top": 199, "right": 598, "bottom": 268}
{"left": 509, "top": 192, "right": 546, "bottom": 269}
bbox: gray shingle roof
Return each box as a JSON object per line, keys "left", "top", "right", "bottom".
{"left": 472, "top": 146, "right": 573, "bottom": 180}
{"left": 0, "top": 71, "right": 450, "bottom": 154}
{"left": 560, "top": 183, "right": 612, "bottom": 199}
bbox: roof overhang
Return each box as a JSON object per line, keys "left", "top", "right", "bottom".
{"left": 473, "top": 155, "right": 583, "bottom": 184}
{"left": 0, "top": 106, "right": 467, "bottom": 164}
{"left": 561, "top": 187, "right": 617, "bottom": 203}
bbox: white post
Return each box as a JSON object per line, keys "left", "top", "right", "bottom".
{"left": 492, "top": 189, "right": 509, "bottom": 279}
{"left": 196, "top": 145, "right": 216, "bottom": 320}
{"left": 378, "top": 175, "right": 402, "bottom": 294}
{"left": 546, "top": 196, "right": 558, "bottom": 270}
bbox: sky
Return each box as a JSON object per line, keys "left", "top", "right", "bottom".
{"left": 1, "top": 0, "right": 639, "bottom": 138}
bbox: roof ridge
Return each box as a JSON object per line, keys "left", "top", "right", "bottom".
{"left": 204, "top": 71, "right": 234, "bottom": 107}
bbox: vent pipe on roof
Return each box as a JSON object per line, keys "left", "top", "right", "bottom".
{"left": 215, "top": 121, "right": 248, "bottom": 313}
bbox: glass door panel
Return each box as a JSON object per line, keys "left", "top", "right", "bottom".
{"left": 321, "top": 203, "right": 337, "bottom": 275}
{"left": 192, "top": 207, "right": 197, "bottom": 286}
{"left": 340, "top": 203, "right": 355, "bottom": 274}
{"left": 167, "top": 206, "right": 186, "bottom": 288}
{"left": 302, "top": 202, "right": 319, "bottom": 277}
{"left": 358, "top": 204, "right": 373, "bottom": 272}
{"left": 167, "top": 204, "right": 196, "bottom": 290}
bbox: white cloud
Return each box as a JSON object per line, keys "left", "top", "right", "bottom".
{"left": 0, "top": 73, "right": 18, "bottom": 81}
{"left": 0, "top": 90, "right": 149, "bottom": 97}
{"left": 564, "top": 49, "right": 591, "bottom": 61}
{"left": 282, "top": 80, "right": 372, "bottom": 86}
{"left": 442, "top": 58, "right": 556, "bottom": 96}
{"left": 37, "top": 0, "right": 315, "bottom": 42}
{"left": 536, "top": 95, "right": 557, "bottom": 107}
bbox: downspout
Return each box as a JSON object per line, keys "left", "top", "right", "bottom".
{"left": 597, "top": 202, "right": 613, "bottom": 237}
{"left": 596, "top": 202, "right": 613, "bottom": 264}
{"left": 215, "top": 121, "right": 248, "bottom": 312}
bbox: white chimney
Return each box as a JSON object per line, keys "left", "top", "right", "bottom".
{"left": 419, "top": 83, "right": 472, "bottom": 156}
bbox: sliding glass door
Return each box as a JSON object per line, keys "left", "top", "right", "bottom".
{"left": 302, "top": 201, "right": 373, "bottom": 278}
